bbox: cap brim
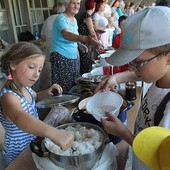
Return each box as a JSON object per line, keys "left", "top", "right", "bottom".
{"left": 133, "top": 127, "right": 170, "bottom": 170}
{"left": 106, "top": 48, "right": 144, "bottom": 66}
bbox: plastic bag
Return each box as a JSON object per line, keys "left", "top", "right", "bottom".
{"left": 43, "top": 106, "right": 74, "bottom": 127}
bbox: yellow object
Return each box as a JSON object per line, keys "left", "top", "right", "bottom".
{"left": 133, "top": 127, "right": 170, "bottom": 170}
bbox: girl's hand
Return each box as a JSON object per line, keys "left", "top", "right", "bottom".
{"left": 50, "top": 129, "right": 74, "bottom": 150}
{"left": 101, "top": 112, "right": 125, "bottom": 137}
{"left": 94, "top": 75, "right": 118, "bottom": 93}
{"left": 36, "top": 84, "right": 63, "bottom": 101}
{"left": 47, "top": 84, "right": 63, "bottom": 96}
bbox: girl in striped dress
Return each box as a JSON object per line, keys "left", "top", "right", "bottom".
{"left": 0, "top": 42, "right": 74, "bottom": 166}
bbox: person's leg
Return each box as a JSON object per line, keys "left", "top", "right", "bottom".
{"left": 51, "top": 52, "right": 79, "bottom": 92}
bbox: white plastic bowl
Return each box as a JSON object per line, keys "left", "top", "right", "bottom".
{"left": 86, "top": 91, "right": 123, "bottom": 121}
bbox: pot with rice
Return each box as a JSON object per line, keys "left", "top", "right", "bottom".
{"left": 30, "top": 122, "right": 109, "bottom": 170}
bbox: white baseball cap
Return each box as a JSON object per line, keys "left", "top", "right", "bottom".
{"left": 107, "top": 6, "right": 170, "bottom": 66}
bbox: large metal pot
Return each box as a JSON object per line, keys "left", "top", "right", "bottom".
{"left": 30, "top": 122, "right": 109, "bottom": 170}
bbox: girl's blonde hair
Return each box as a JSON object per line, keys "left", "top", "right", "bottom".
{"left": 1, "top": 41, "right": 44, "bottom": 76}
{"left": 0, "top": 42, "right": 45, "bottom": 96}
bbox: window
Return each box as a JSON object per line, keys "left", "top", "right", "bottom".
{"left": 0, "top": 0, "right": 54, "bottom": 43}
{"left": 11, "top": 0, "right": 29, "bottom": 41}
{"left": 28, "top": 0, "right": 54, "bottom": 38}
{"left": 0, "top": 0, "right": 11, "bottom": 43}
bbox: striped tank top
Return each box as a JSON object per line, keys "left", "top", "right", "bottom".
{"left": 0, "top": 87, "right": 39, "bottom": 165}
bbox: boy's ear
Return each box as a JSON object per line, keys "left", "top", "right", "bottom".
{"left": 166, "top": 52, "right": 170, "bottom": 64}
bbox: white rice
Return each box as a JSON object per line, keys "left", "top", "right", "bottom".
{"left": 45, "top": 124, "right": 102, "bottom": 156}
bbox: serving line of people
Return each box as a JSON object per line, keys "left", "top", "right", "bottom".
{"left": 39, "top": 0, "right": 148, "bottom": 94}
{"left": 49, "top": 0, "right": 129, "bottom": 93}
{"left": 38, "top": 0, "right": 158, "bottom": 94}
{"left": 38, "top": 0, "right": 128, "bottom": 93}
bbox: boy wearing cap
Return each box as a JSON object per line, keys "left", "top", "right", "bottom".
{"left": 95, "top": 6, "right": 170, "bottom": 169}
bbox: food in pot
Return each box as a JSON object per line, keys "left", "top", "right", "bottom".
{"left": 45, "top": 124, "right": 102, "bottom": 156}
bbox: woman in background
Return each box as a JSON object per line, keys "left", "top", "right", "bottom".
{"left": 50, "top": 0, "right": 99, "bottom": 92}
{"left": 93, "top": 0, "right": 110, "bottom": 48}
{"left": 78, "top": 0, "right": 98, "bottom": 75}
{"left": 126, "top": 2, "right": 135, "bottom": 17}
{"left": 111, "top": 0, "right": 121, "bottom": 38}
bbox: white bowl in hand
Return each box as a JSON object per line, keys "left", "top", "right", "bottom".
{"left": 86, "top": 91, "right": 123, "bottom": 121}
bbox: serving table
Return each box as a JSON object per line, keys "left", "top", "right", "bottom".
{"left": 6, "top": 87, "right": 142, "bottom": 170}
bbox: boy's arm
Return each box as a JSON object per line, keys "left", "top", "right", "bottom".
{"left": 95, "top": 70, "right": 141, "bottom": 93}
{"left": 101, "top": 112, "right": 135, "bottom": 146}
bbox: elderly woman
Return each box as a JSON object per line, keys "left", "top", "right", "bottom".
{"left": 50, "top": 0, "right": 99, "bottom": 92}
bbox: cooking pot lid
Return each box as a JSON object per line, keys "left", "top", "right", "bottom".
{"left": 36, "top": 93, "right": 80, "bottom": 108}
{"left": 76, "top": 76, "right": 106, "bottom": 84}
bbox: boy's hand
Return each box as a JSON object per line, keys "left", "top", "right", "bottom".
{"left": 101, "top": 112, "right": 125, "bottom": 137}
{"left": 94, "top": 75, "right": 118, "bottom": 93}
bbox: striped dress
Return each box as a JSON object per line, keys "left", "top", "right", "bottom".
{"left": 0, "top": 87, "right": 39, "bottom": 165}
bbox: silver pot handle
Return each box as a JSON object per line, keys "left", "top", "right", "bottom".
{"left": 30, "top": 138, "right": 49, "bottom": 157}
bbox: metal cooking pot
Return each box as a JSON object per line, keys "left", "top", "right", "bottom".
{"left": 72, "top": 99, "right": 133, "bottom": 144}
{"left": 30, "top": 122, "right": 109, "bottom": 170}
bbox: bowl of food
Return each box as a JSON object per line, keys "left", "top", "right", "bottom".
{"left": 72, "top": 98, "right": 132, "bottom": 144}
{"left": 30, "top": 122, "right": 109, "bottom": 170}
{"left": 86, "top": 91, "right": 123, "bottom": 121}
